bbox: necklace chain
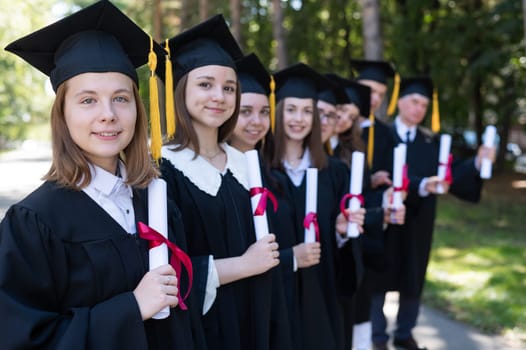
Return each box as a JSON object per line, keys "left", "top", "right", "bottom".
{"left": 200, "top": 148, "right": 223, "bottom": 161}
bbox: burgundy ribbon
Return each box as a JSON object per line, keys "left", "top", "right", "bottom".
{"left": 303, "top": 212, "right": 320, "bottom": 242}
{"left": 249, "top": 187, "right": 278, "bottom": 216}
{"left": 137, "top": 222, "right": 193, "bottom": 310}
{"left": 339, "top": 193, "right": 364, "bottom": 220}
{"left": 439, "top": 154, "right": 453, "bottom": 185}
{"left": 394, "top": 164, "right": 410, "bottom": 192}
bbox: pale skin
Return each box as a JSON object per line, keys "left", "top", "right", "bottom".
{"left": 317, "top": 99, "right": 338, "bottom": 144}
{"left": 184, "top": 65, "right": 279, "bottom": 285}
{"left": 229, "top": 92, "right": 270, "bottom": 152}
{"left": 358, "top": 79, "right": 393, "bottom": 189}
{"left": 282, "top": 97, "right": 365, "bottom": 268}
{"left": 64, "top": 72, "right": 178, "bottom": 320}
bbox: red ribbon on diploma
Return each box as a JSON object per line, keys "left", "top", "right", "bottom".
{"left": 439, "top": 154, "right": 453, "bottom": 185}
{"left": 394, "top": 164, "right": 410, "bottom": 192}
{"left": 249, "top": 187, "right": 278, "bottom": 216}
{"left": 339, "top": 193, "right": 364, "bottom": 220}
{"left": 137, "top": 222, "right": 193, "bottom": 310}
{"left": 303, "top": 212, "right": 320, "bottom": 242}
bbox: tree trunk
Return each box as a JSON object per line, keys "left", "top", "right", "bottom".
{"left": 199, "top": 0, "right": 209, "bottom": 21}
{"left": 359, "top": 0, "right": 383, "bottom": 59}
{"left": 229, "top": 0, "right": 242, "bottom": 48}
{"left": 152, "top": 0, "right": 162, "bottom": 42}
{"left": 272, "top": 0, "right": 288, "bottom": 69}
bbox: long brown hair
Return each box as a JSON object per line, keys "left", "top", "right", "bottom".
{"left": 44, "top": 81, "right": 158, "bottom": 189}
{"left": 168, "top": 72, "right": 241, "bottom": 157}
{"left": 337, "top": 121, "right": 365, "bottom": 167}
{"left": 268, "top": 98, "right": 327, "bottom": 170}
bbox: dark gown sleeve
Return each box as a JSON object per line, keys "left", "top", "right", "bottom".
{"left": 450, "top": 157, "right": 483, "bottom": 203}
{"left": 0, "top": 206, "right": 146, "bottom": 350}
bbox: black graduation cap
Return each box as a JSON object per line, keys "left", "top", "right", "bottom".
{"left": 399, "top": 77, "right": 434, "bottom": 99}
{"left": 350, "top": 59, "right": 395, "bottom": 84}
{"left": 236, "top": 53, "right": 271, "bottom": 95}
{"left": 5, "top": 0, "right": 163, "bottom": 92}
{"left": 161, "top": 14, "right": 243, "bottom": 82}
{"left": 317, "top": 74, "right": 349, "bottom": 106}
{"left": 273, "top": 63, "right": 333, "bottom": 102}
{"left": 325, "top": 74, "right": 371, "bottom": 118}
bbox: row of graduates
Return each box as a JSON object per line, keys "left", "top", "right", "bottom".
{"left": 0, "top": 1, "right": 492, "bottom": 349}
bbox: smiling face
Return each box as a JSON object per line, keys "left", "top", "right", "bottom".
{"left": 230, "top": 92, "right": 270, "bottom": 152}
{"left": 335, "top": 103, "right": 359, "bottom": 134}
{"left": 282, "top": 97, "right": 314, "bottom": 143}
{"left": 185, "top": 64, "right": 238, "bottom": 131}
{"left": 63, "top": 72, "right": 136, "bottom": 173}
{"left": 358, "top": 79, "right": 387, "bottom": 114}
{"left": 398, "top": 93, "right": 430, "bottom": 127}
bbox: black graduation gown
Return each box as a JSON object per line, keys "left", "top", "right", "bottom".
{"left": 0, "top": 181, "right": 194, "bottom": 350}
{"left": 274, "top": 157, "right": 361, "bottom": 350}
{"left": 375, "top": 126, "right": 483, "bottom": 298}
{"left": 361, "top": 117, "right": 395, "bottom": 176}
{"left": 160, "top": 146, "right": 292, "bottom": 350}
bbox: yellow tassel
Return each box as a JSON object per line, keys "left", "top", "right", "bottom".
{"left": 386, "top": 72, "right": 400, "bottom": 116}
{"left": 148, "top": 36, "right": 162, "bottom": 163}
{"left": 269, "top": 75, "right": 276, "bottom": 133}
{"left": 431, "top": 88, "right": 440, "bottom": 133}
{"left": 367, "top": 113, "right": 374, "bottom": 168}
{"left": 164, "top": 39, "right": 176, "bottom": 140}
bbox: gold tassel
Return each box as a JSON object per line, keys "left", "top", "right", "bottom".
{"left": 324, "top": 141, "right": 333, "bottom": 155}
{"left": 367, "top": 113, "right": 375, "bottom": 168}
{"left": 431, "top": 88, "right": 440, "bottom": 133}
{"left": 148, "top": 36, "right": 162, "bottom": 163}
{"left": 269, "top": 75, "right": 276, "bottom": 133}
{"left": 164, "top": 39, "right": 176, "bottom": 140}
{"left": 386, "top": 72, "right": 400, "bottom": 116}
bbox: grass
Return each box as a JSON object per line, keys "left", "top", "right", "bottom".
{"left": 423, "top": 169, "right": 526, "bottom": 344}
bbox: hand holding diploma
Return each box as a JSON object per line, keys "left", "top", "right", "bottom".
{"left": 392, "top": 144, "right": 407, "bottom": 208}
{"left": 340, "top": 152, "right": 365, "bottom": 238}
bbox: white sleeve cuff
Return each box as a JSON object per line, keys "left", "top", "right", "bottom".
{"left": 202, "top": 255, "right": 220, "bottom": 315}
{"left": 292, "top": 254, "right": 298, "bottom": 272}
{"left": 419, "top": 178, "right": 430, "bottom": 197}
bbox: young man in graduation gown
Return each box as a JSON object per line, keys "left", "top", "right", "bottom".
{"left": 370, "top": 77, "right": 495, "bottom": 350}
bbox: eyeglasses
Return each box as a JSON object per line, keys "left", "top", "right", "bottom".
{"left": 319, "top": 112, "right": 337, "bottom": 125}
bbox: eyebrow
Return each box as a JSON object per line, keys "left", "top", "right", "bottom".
{"left": 73, "top": 88, "right": 132, "bottom": 98}
{"left": 196, "top": 75, "right": 237, "bottom": 84}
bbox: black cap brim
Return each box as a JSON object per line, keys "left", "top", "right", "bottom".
{"left": 236, "top": 53, "right": 271, "bottom": 95}
{"left": 273, "top": 63, "right": 333, "bottom": 102}
{"left": 350, "top": 59, "right": 395, "bottom": 84}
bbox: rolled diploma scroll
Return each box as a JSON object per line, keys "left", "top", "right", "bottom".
{"left": 480, "top": 125, "right": 496, "bottom": 179}
{"left": 148, "top": 178, "right": 170, "bottom": 319}
{"left": 392, "top": 144, "right": 407, "bottom": 208}
{"left": 347, "top": 151, "right": 364, "bottom": 238}
{"left": 436, "top": 134, "right": 452, "bottom": 194}
{"left": 304, "top": 168, "right": 318, "bottom": 243}
{"left": 246, "top": 150, "right": 270, "bottom": 240}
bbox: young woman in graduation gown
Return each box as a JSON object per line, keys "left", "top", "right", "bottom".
{"left": 265, "top": 63, "right": 366, "bottom": 350}
{"left": 328, "top": 75, "right": 406, "bottom": 350}
{"left": 158, "top": 17, "right": 289, "bottom": 350}
{"left": 0, "top": 1, "right": 193, "bottom": 349}
{"left": 228, "top": 53, "right": 300, "bottom": 349}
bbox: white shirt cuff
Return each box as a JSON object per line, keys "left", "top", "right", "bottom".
{"left": 202, "top": 255, "right": 220, "bottom": 315}
{"left": 292, "top": 254, "right": 298, "bottom": 272}
{"left": 419, "top": 178, "right": 430, "bottom": 197}
{"left": 336, "top": 231, "right": 350, "bottom": 248}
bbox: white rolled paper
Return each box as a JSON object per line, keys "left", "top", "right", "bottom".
{"left": 480, "top": 125, "right": 496, "bottom": 179}
{"left": 148, "top": 178, "right": 170, "bottom": 319}
{"left": 436, "top": 134, "right": 452, "bottom": 194}
{"left": 392, "top": 144, "right": 407, "bottom": 208}
{"left": 347, "top": 152, "right": 365, "bottom": 238}
{"left": 304, "top": 168, "right": 318, "bottom": 243}
{"left": 245, "top": 150, "right": 270, "bottom": 240}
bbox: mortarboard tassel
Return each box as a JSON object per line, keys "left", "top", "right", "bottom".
{"left": 431, "top": 88, "right": 440, "bottom": 133}
{"left": 164, "top": 39, "right": 176, "bottom": 140}
{"left": 148, "top": 36, "right": 162, "bottom": 163}
{"left": 386, "top": 72, "right": 400, "bottom": 116}
{"left": 269, "top": 75, "right": 276, "bottom": 133}
{"left": 324, "top": 141, "right": 333, "bottom": 155}
{"left": 367, "top": 112, "right": 375, "bottom": 168}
